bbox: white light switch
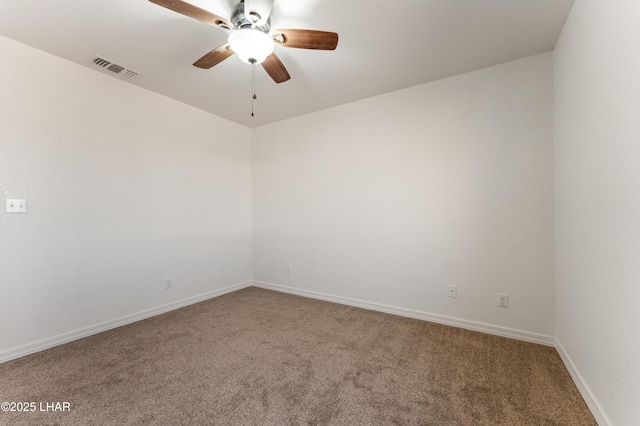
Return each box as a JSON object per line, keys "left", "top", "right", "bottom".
{"left": 5, "top": 199, "right": 27, "bottom": 213}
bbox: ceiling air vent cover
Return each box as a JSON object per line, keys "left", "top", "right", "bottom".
{"left": 90, "top": 56, "right": 138, "bottom": 79}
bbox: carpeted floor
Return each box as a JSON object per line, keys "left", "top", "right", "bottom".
{"left": 0, "top": 287, "right": 595, "bottom": 425}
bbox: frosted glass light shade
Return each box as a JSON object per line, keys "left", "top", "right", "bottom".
{"left": 228, "top": 29, "right": 274, "bottom": 64}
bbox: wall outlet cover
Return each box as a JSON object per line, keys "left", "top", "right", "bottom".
{"left": 499, "top": 293, "right": 509, "bottom": 308}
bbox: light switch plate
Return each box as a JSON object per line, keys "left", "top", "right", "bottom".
{"left": 5, "top": 199, "right": 27, "bottom": 213}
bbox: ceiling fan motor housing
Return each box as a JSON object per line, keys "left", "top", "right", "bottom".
{"left": 231, "top": 2, "right": 271, "bottom": 32}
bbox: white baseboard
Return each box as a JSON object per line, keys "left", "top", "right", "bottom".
{"left": 0, "top": 281, "right": 252, "bottom": 364}
{"left": 251, "top": 280, "right": 556, "bottom": 346}
{"left": 555, "top": 339, "right": 611, "bottom": 426}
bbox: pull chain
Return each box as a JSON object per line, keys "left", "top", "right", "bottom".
{"left": 250, "top": 59, "right": 257, "bottom": 117}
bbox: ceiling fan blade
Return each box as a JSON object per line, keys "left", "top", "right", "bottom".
{"left": 149, "top": 0, "right": 232, "bottom": 30}
{"left": 193, "top": 43, "right": 234, "bottom": 69}
{"left": 272, "top": 29, "right": 338, "bottom": 50}
{"left": 262, "top": 53, "right": 290, "bottom": 83}
{"left": 244, "top": 0, "right": 274, "bottom": 27}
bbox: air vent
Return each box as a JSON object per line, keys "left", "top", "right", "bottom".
{"left": 89, "top": 56, "right": 138, "bottom": 79}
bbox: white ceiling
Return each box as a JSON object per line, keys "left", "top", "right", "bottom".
{"left": 0, "top": 0, "right": 573, "bottom": 128}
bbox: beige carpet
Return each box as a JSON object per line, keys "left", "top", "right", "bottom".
{"left": 0, "top": 287, "right": 595, "bottom": 425}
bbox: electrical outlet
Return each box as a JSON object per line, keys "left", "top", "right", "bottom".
{"left": 498, "top": 293, "right": 509, "bottom": 308}
{"left": 285, "top": 265, "right": 291, "bottom": 275}
{"left": 165, "top": 277, "right": 172, "bottom": 290}
{"left": 448, "top": 285, "right": 457, "bottom": 298}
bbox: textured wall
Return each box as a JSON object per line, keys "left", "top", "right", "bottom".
{"left": 252, "top": 53, "right": 555, "bottom": 337}
{"left": 0, "top": 35, "right": 252, "bottom": 358}
{"left": 554, "top": 0, "right": 640, "bottom": 424}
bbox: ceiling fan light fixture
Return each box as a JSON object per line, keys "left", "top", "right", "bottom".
{"left": 228, "top": 29, "right": 274, "bottom": 64}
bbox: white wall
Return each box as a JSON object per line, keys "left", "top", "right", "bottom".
{"left": 253, "top": 53, "right": 555, "bottom": 339}
{"left": 554, "top": 0, "right": 640, "bottom": 424}
{"left": 0, "top": 35, "right": 252, "bottom": 361}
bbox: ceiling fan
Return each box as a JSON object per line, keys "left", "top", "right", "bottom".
{"left": 149, "top": 0, "right": 339, "bottom": 83}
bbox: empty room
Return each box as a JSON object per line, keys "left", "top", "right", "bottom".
{"left": 0, "top": 0, "right": 638, "bottom": 424}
